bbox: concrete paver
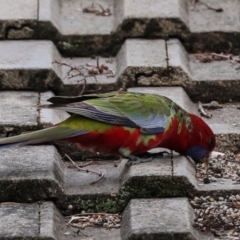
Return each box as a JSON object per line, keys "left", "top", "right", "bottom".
{"left": 121, "top": 198, "right": 213, "bottom": 240}
{"left": 0, "top": 0, "right": 38, "bottom": 20}
{"left": 0, "top": 146, "right": 64, "bottom": 202}
{"left": 0, "top": 91, "right": 38, "bottom": 127}
{"left": 0, "top": 203, "right": 39, "bottom": 238}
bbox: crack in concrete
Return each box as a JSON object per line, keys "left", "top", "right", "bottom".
{"left": 165, "top": 40, "right": 169, "bottom": 69}
{"left": 36, "top": 92, "right": 41, "bottom": 126}
{"left": 37, "top": 0, "right": 40, "bottom": 20}
{"left": 37, "top": 201, "right": 42, "bottom": 236}
{"left": 171, "top": 151, "right": 174, "bottom": 178}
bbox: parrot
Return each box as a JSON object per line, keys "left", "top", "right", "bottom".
{"left": 0, "top": 91, "right": 216, "bottom": 166}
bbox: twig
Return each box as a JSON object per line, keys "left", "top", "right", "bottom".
{"left": 198, "top": 101, "right": 212, "bottom": 118}
{"left": 83, "top": 3, "right": 111, "bottom": 16}
{"left": 190, "top": 0, "right": 223, "bottom": 12}
{"left": 63, "top": 154, "right": 105, "bottom": 185}
{"left": 65, "top": 212, "right": 121, "bottom": 229}
{"left": 53, "top": 57, "right": 115, "bottom": 95}
{"left": 201, "top": 101, "right": 223, "bottom": 110}
{"left": 86, "top": 57, "right": 116, "bottom": 77}
{"left": 65, "top": 212, "right": 120, "bottom": 218}
{"left": 194, "top": 52, "right": 240, "bottom": 65}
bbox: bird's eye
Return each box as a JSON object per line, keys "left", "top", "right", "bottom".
{"left": 207, "top": 136, "right": 215, "bottom": 148}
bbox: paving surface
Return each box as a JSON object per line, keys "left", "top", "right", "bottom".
{"left": 0, "top": 0, "right": 240, "bottom": 239}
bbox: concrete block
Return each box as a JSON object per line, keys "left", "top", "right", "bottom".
{"left": 60, "top": 0, "right": 114, "bottom": 35}
{"left": 0, "top": 0, "right": 38, "bottom": 20}
{"left": 121, "top": 158, "right": 172, "bottom": 186}
{"left": 117, "top": 39, "right": 167, "bottom": 87}
{"left": 39, "top": 0, "right": 61, "bottom": 31}
{"left": 173, "top": 156, "right": 198, "bottom": 189}
{"left": 40, "top": 91, "right": 70, "bottom": 126}
{"left": 189, "top": 0, "right": 239, "bottom": 32}
{"left": 167, "top": 39, "right": 240, "bottom": 102}
{"left": 0, "top": 146, "right": 64, "bottom": 202}
{"left": 0, "top": 203, "right": 39, "bottom": 238}
{"left": 40, "top": 202, "right": 62, "bottom": 239}
{"left": 117, "top": 39, "right": 166, "bottom": 76}
{"left": 121, "top": 198, "right": 213, "bottom": 240}
{"left": 0, "top": 91, "right": 39, "bottom": 127}
{"left": 0, "top": 201, "right": 121, "bottom": 239}
{"left": 64, "top": 159, "right": 125, "bottom": 196}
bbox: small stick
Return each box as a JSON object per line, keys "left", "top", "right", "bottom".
{"left": 65, "top": 212, "right": 120, "bottom": 218}
{"left": 199, "top": 0, "right": 223, "bottom": 12}
{"left": 64, "top": 154, "right": 105, "bottom": 184}
{"left": 83, "top": 3, "right": 111, "bottom": 16}
{"left": 198, "top": 101, "right": 212, "bottom": 118}
{"left": 201, "top": 101, "right": 223, "bottom": 110}
{"left": 194, "top": 52, "right": 240, "bottom": 65}
{"left": 190, "top": 0, "right": 223, "bottom": 12}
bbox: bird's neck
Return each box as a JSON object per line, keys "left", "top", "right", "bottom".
{"left": 160, "top": 115, "right": 190, "bottom": 154}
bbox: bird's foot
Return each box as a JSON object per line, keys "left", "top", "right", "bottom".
{"left": 126, "top": 150, "right": 171, "bottom": 166}
{"left": 119, "top": 148, "right": 173, "bottom": 166}
{"left": 136, "top": 151, "right": 170, "bottom": 159}
{"left": 121, "top": 154, "right": 153, "bottom": 166}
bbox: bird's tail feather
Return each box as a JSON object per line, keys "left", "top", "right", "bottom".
{"left": 0, "top": 126, "right": 88, "bottom": 149}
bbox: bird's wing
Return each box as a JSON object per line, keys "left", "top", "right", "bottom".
{"left": 40, "top": 92, "right": 174, "bottom": 134}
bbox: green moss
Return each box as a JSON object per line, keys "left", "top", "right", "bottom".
{"left": 63, "top": 176, "right": 194, "bottom": 214}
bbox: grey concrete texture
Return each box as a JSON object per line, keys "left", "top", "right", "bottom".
{"left": 0, "top": 91, "right": 69, "bottom": 130}
{"left": 0, "top": 0, "right": 240, "bottom": 55}
{"left": 0, "top": 0, "right": 38, "bottom": 20}
{"left": 0, "top": 146, "right": 64, "bottom": 202}
{"left": 0, "top": 201, "right": 121, "bottom": 240}
{"left": 1, "top": 199, "right": 212, "bottom": 240}
{"left": 0, "top": 39, "right": 240, "bottom": 102}
{"left": 121, "top": 198, "right": 213, "bottom": 240}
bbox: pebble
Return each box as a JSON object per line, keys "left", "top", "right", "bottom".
{"left": 191, "top": 193, "right": 240, "bottom": 240}
{"left": 196, "top": 152, "right": 240, "bottom": 184}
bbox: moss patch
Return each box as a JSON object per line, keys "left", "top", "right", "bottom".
{"left": 60, "top": 176, "right": 195, "bottom": 214}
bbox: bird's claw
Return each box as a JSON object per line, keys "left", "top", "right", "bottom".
{"left": 126, "top": 156, "right": 153, "bottom": 166}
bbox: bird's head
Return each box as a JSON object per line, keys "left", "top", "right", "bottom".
{"left": 185, "top": 114, "right": 216, "bottom": 167}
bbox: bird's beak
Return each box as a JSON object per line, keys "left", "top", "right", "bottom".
{"left": 201, "top": 152, "right": 212, "bottom": 170}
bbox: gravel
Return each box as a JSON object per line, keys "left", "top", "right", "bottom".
{"left": 196, "top": 152, "right": 240, "bottom": 184}
{"left": 191, "top": 195, "right": 240, "bottom": 239}
{"left": 193, "top": 152, "right": 240, "bottom": 239}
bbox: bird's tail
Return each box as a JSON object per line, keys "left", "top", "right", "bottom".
{"left": 0, "top": 126, "right": 87, "bottom": 149}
